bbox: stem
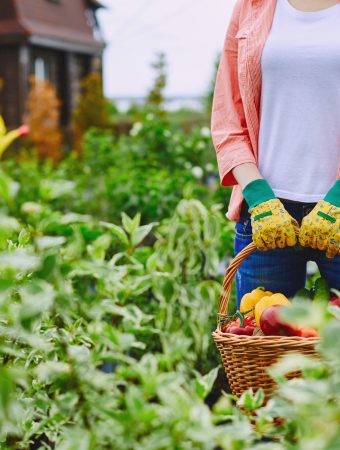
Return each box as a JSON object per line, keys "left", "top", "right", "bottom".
{"left": 235, "top": 310, "right": 245, "bottom": 327}
{"left": 182, "top": 257, "right": 187, "bottom": 284}
{"left": 242, "top": 307, "right": 255, "bottom": 315}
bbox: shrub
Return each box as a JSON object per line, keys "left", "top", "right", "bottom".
{"left": 25, "top": 76, "right": 63, "bottom": 163}
{"left": 72, "top": 72, "right": 112, "bottom": 154}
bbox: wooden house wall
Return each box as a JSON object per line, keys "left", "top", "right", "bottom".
{"left": 0, "top": 45, "right": 20, "bottom": 127}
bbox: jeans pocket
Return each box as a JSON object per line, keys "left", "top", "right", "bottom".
{"left": 235, "top": 217, "right": 253, "bottom": 238}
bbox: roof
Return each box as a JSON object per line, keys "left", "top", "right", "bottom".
{"left": 0, "top": 0, "right": 105, "bottom": 53}
{"left": 88, "top": 0, "right": 106, "bottom": 8}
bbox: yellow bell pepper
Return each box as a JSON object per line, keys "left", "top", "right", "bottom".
{"left": 254, "top": 293, "right": 290, "bottom": 326}
{"left": 240, "top": 287, "right": 273, "bottom": 317}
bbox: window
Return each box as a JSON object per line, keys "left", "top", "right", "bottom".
{"left": 34, "top": 57, "right": 48, "bottom": 81}
{"left": 31, "top": 49, "right": 58, "bottom": 86}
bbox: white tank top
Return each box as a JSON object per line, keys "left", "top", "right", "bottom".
{"left": 258, "top": 0, "right": 340, "bottom": 202}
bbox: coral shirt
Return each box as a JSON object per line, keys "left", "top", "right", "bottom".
{"left": 210, "top": 0, "right": 340, "bottom": 222}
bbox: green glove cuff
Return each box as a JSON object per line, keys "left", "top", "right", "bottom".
{"left": 324, "top": 180, "right": 340, "bottom": 208}
{"left": 242, "top": 178, "right": 276, "bottom": 210}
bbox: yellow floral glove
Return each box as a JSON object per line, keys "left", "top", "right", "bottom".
{"left": 299, "top": 199, "right": 340, "bottom": 258}
{"left": 242, "top": 178, "right": 299, "bottom": 251}
{"left": 249, "top": 198, "right": 299, "bottom": 251}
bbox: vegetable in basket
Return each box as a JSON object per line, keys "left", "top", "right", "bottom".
{"left": 259, "top": 304, "right": 319, "bottom": 337}
{"left": 222, "top": 312, "right": 256, "bottom": 335}
{"left": 329, "top": 297, "right": 340, "bottom": 308}
{"left": 239, "top": 287, "right": 272, "bottom": 317}
{"left": 254, "top": 293, "right": 290, "bottom": 326}
{"left": 259, "top": 304, "right": 297, "bottom": 336}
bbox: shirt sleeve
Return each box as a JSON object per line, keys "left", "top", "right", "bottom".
{"left": 210, "top": 0, "right": 257, "bottom": 187}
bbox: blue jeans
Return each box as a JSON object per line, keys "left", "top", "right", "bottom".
{"left": 234, "top": 199, "right": 340, "bottom": 308}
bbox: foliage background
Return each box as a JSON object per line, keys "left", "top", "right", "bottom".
{"left": 0, "top": 54, "right": 337, "bottom": 450}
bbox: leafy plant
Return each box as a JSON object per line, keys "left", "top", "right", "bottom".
{"left": 72, "top": 72, "right": 112, "bottom": 154}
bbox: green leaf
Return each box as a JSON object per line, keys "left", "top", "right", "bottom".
{"left": 100, "top": 221, "right": 129, "bottom": 246}
{"left": 36, "top": 236, "right": 66, "bottom": 250}
{"left": 193, "top": 367, "right": 219, "bottom": 399}
{"left": 18, "top": 229, "right": 30, "bottom": 247}
{"left": 56, "top": 428, "right": 95, "bottom": 450}
{"left": 39, "top": 179, "right": 76, "bottom": 200}
{"left": 87, "top": 233, "right": 112, "bottom": 261}
{"left": 35, "top": 361, "right": 71, "bottom": 382}
{"left": 131, "top": 222, "right": 158, "bottom": 247}
{"left": 121, "top": 212, "right": 141, "bottom": 235}
{"left": 0, "top": 250, "right": 40, "bottom": 271}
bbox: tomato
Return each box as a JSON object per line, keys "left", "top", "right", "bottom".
{"left": 227, "top": 325, "right": 255, "bottom": 335}
{"left": 329, "top": 297, "right": 340, "bottom": 308}
{"left": 259, "top": 304, "right": 298, "bottom": 336}
{"left": 222, "top": 315, "right": 256, "bottom": 335}
{"left": 297, "top": 327, "right": 319, "bottom": 338}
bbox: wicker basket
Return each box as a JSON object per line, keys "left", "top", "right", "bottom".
{"left": 212, "top": 238, "right": 320, "bottom": 401}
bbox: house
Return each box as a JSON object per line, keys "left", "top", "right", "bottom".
{"left": 0, "top": 0, "right": 106, "bottom": 131}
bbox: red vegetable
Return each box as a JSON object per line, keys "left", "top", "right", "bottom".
{"left": 329, "top": 297, "right": 340, "bottom": 308}
{"left": 222, "top": 315, "right": 256, "bottom": 335}
{"left": 259, "top": 305, "right": 298, "bottom": 336}
{"left": 297, "top": 327, "right": 319, "bottom": 338}
{"left": 228, "top": 325, "right": 255, "bottom": 335}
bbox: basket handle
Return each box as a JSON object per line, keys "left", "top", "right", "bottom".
{"left": 218, "top": 225, "right": 300, "bottom": 318}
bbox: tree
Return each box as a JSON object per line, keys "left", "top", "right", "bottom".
{"left": 145, "top": 52, "right": 167, "bottom": 111}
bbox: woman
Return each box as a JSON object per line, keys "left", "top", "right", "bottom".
{"left": 211, "top": 0, "right": 340, "bottom": 308}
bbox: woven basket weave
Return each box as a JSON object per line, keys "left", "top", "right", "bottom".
{"left": 212, "top": 238, "right": 320, "bottom": 401}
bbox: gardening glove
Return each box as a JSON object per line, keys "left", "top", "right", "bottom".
{"left": 242, "top": 179, "right": 299, "bottom": 251}
{"left": 299, "top": 180, "right": 340, "bottom": 258}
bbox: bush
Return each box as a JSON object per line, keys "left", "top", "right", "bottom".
{"left": 72, "top": 72, "right": 112, "bottom": 154}
{"left": 0, "top": 108, "right": 339, "bottom": 448}
{"left": 25, "top": 76, "right": 63, "bottom": 163}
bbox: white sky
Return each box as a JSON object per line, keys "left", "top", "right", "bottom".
{"left": 97, "top": 0, "right": 237, "bottom": 98}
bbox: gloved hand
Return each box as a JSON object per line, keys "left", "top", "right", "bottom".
{"left": 242, "top": 179, "right": 299, "bottom": 251}
{"left": 299, "top": 180, "right": 340, "bottom": 258}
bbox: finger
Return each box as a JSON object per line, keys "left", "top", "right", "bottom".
{"left": 298, "top": 235, "right": 309, "bottom": 247}
{"left": 316, "top": 233, "right": 328, "bottom": 251}
{"left": 275, "top": 229, "right": 287, "bottom": 249}
{"left": 326, "top": 245, "right": 337, "bottom": 259}
{"left": 298, "top": 221, "right": 309, "bottom": 247}
{"left": 263, "top": 228, "right": 276, "bottom": 250}
{"left": 286, "top": 226, "right": 298, "bottom": 247}
{"left": 253, "top": 232, "right": 268, "bottom": 251}
{"left": 299, "top": 220, "right": 315, "bottom": 248}
{"left": 290, "top": 216, "right": 300, "bottom": 232}
{"left": 309, "top": 234, "right": 319, "bottom": 250}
